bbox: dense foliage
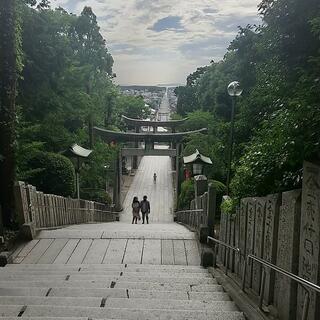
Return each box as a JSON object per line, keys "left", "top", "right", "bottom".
{"left": 11, "top": 1, "right": 149, "bottom": 202}
{"left": 26, "top": 151, "right": 75, "bottom": 196}
{"left": 178, "top": 179, "right": 195, "bottom": 210}
{"left": 175, "top": 0, "right": 320, "bottom": 198}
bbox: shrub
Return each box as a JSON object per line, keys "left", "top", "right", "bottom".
{"left": 178, "top": 179, "right": 195, "bottom": 209}
{"left": 26, "top": 151, "right": 75, "bottom": 196}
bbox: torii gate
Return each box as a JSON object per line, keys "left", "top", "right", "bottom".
{"left": 93, "top": 116, "right": 207, "bottom": 211}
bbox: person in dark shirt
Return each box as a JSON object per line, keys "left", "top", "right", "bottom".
{"left": 140, "top": 195, "right": 150, "bottom": 224}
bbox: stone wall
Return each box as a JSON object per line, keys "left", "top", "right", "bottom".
{"left": 218, "top": 161, "right": 320, "bottom": 320}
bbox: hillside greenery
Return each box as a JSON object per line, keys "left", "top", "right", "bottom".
{"left": 175, "top": 0, "right": 320, "bottom": 198}
{"left": 2, "top": 1, "right": 149, "bottom": 207}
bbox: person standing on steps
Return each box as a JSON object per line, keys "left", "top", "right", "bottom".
{"left": 140, "top": 195, "right": 150, "bottom": 224}
{"left": 131, "top": 196, "right": 140, "bottom": 224}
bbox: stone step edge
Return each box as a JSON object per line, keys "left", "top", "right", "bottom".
{"left": 0, "top": 311, "right": 245, "bottom": 320}
{"left": 0, "top": 295, "right": 231, "bottom": 304}
{"left": 0, "top": 271, "right": 212, "bottom": 278}
{"left": 6, "top": 263, "right": 206, "bottom": 270}
{"left": 0, "top": 281, "right": 220, "bottom": 289}
{"left": 0, "top": 287, "right": 226, "bottom": 296}
{"left": 0, "top": 304, "right": 242, "bottom": 314}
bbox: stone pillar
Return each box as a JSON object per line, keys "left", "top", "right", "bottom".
{"left": 207, "top": 185, "right": 216, "bottom": 238}
{"left": 14, "top": 181, "right": 29, "bottom": 226}
{"left": 239, "top": 199, "right": 248, "bottom": 277}
{"left": 297, "top": 161, "right": 320, "bottom": 320}
{"left": 194, "top": 175, "right": 208, "bottom": 199}
{"left": 252, "top": 197, "right": 266, "bottom": 294}
{"left": 175, "top": 143, "right": 181, "bottom": 209}
{"left": 234, "top": 206, "right": 241, "bottom": 275}
{"left": 227, "top": 214, "right": 236, "bottom": 272}
{"left": 263, "top": 193, "right": 281, "bottom": 304}
{"left": 132, "top": 126, "right": 139, "bottom": 169}
{"left": 113, "top": 152, "right": 122, "bottom": 211}
{"left": 245, "top": 198, "right": 256, "bottom": 288}
{"left": 274, "top": 189, "right": 301, "bottom": 320}
{"left": 219, "top": 196, "right": 230, "bottom": 265}
{"left": 172, "top": 128, "right": 176, "bottom": 150}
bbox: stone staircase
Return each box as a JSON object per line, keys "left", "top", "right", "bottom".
{"left": 0, "top": 263, "right": 245, "bottom": 319}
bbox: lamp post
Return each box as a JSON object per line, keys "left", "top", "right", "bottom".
{"left": 66, "top": 144, "right": 93, "bottom": 199}
{"left": 104, "top": 164, "right": 110, "bottom": 193}
{"left": 183, "top": 149, "right": 212, "bottom": 177}
{"left": 226, "top": 81, "right": 243, "bottom": 195}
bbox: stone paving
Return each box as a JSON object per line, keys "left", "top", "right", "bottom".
{"left": 120, "top": 155, "right": 174, "bottom": 223}
{"left": 11, "top": 223, "right": 200, "bottom": 265}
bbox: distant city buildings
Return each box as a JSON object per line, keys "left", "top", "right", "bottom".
{"left": 120, "top": 86, "right": 177, "bottom": 113}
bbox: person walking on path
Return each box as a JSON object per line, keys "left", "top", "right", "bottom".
{"left": 131, "top": 196, "right": 140, "bottom": 224}
{"left": 140, "top": 195, "right": 150, "bottom": 224}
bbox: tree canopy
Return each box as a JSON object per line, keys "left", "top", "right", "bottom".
{"left": 8, "top": 1, "right": 149, "bottom": 203}
{"left": 175, "top": 0, "right": 320, "bottom": 198}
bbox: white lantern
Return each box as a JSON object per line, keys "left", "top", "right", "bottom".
{"left": 227, "top": 81, "right": 243, "bottom": 97}
{"left": 192, "top": 163, "right": 203, "bottom": 175}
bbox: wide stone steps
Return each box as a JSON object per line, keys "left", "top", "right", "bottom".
{"left": 1, "top": 306, "right": 244, "bottom": 320}
{"left": 0, "top": 264, "right": 245, "bottom": 319}
{"left": 0, "top": 287, "right": 228, "bottom": 300}
{"left": 5, "top": 263, "right": 207, "bottom": 272}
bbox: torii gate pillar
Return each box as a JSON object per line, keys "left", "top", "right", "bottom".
{"left": 132, "top": 126, "right": 139, "bottom": 170}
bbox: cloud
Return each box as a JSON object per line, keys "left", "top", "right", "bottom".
{"left": 213, "top": 14, "right": 261, "bottom": 32}
{"left": 150, "top": 16, "right": 185, "bottom": 32}
{"left": 179, "top": 35, "right": 235, "bottom": 62}
{"left": 52, "top": 0, "right": 262, "bottom": 85}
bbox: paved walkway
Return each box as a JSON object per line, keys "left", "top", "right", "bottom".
{"left": 157, "top": 89, "right": 170, "bottom": 121}
{"left": 121, "top": 154, "right": 174, "bottom": 223}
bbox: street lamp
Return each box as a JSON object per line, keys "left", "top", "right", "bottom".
{"left": 226, "top": 81, "right": 243, "bottom": 195}
{"left": 66, "top": 144, "right": 93, "bottom": 199}
{"left": 104, "top": 164, "right": 110, "bottom": 193}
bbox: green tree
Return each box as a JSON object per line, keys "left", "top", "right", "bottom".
{"left": 176, "top": 0, "right": 320, "bottom": 199}
{"left": 0, "top": 0, "right": 23, "bottom": 227}
{"left": 27, "top": 152, "right": 75, "bottom": 196}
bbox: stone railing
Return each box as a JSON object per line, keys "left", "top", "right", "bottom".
{"left": 15, "top": 181, "right": 117, "bottom": 237}
{"left": 175, "top": 209, "right": 206, "bottom": 231}
{"left": 217, "top": 161, "right": 320, "bottom": 320}
{"left": 176, "top": 183, "right": 216, "bottom": 242}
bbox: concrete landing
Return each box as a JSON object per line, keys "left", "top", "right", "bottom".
{"left": 11, "top": 222, "right": 200, "bottom": 265}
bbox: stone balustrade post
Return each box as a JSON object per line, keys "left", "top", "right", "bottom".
{"left": 207, "top": 184, "right": 216, "bottom": 238}
{"left": 297, "top": 161, "right": 320, "bottom": 320}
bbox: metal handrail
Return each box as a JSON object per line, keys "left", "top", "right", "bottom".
{"left": 208, "top": 236, "right": 241, "bottom": 254}
{"left": 242, "top": 254, "right": 320, "bottom": 319}
{"left": 207, "top": 236, "right": 320, "bottom": 320}
{"left": 207, "top": 236, "right": 240, "bottom": 274}
{"left": 176, "top": 209, "right": 204, "bottom": 213}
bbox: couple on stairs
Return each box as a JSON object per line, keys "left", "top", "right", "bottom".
{"left": 132, "top": 195, "right": 150, "bottom": 224}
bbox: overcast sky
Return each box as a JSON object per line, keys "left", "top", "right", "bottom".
{"left": 52, "top": 0, "right": 262, "bottom": 86}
